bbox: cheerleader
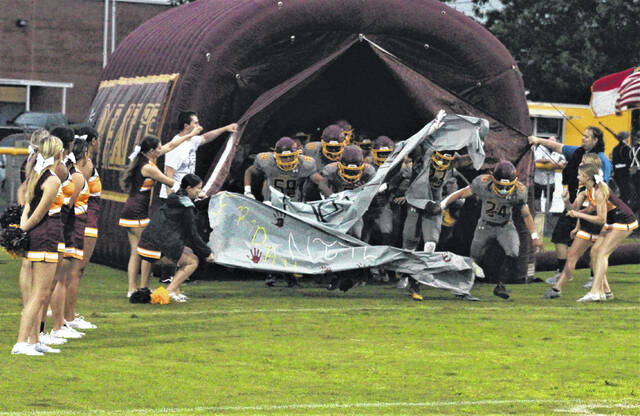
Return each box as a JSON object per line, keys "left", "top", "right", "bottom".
{"left": 568, "top": 163, "right": 638, "bottom": 301}
{"left": 61, "top": 138, "right": 93, "bottom": 329}
{"left": 119, "top": 130, "right": 202, "bottom": 297}
{"left": 12, "top": 136, "right": 64, "bottom": 355}
{"left": 137, "top": 174, "right": 215, "bottom": 302}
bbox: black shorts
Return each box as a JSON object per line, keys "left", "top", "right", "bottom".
{"left": 551, "top": 214, "right": 577, "bottom": 245}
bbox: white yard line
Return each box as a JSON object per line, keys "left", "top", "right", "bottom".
{"left": 1, "top": 304, "right": 639, "bottom": 318}
{"left": 1, "top": 399, "right": 639, "bottom": 415}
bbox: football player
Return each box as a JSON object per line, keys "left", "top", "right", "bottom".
{"left": 354, "top": 131, "right": 373, "bottom": 163}
{"left": 244, "top": 136, "right": 322, "bottom": 202}
{"left": 335, "top": 119, "right": 354, "bottom": 145}
{"left": 398, "top": 147, "right": 459, "bottom": 300}
{"left": 303, "top": 124, "right": 347, "bottom": 200}
{"left": 437, "top": 160, "right": 544, "bottom": 299}
{"left": 318, "top": 145, "right": 376, "bottom": 291}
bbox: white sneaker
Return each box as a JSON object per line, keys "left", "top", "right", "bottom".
{"left": 577, "top": 292, "right": 605, "bottom": 302}
{"left": 51, "top": 325, "right": 84, "bottom": 339}
{"left": 35, "top": 342, "right": 60, "bottom": 354}
{"left": 127, "top": 291, "right": 134, "bottom": 298}
{"left": 40, "top": 332, "right": 67, "bottom": 345}
{"left": 169, "top": 292, "right": 187, "bottom": 303}
{"left": 46, "top": 308, "right": 52, "bottom": 317}
{"left": 11, "top": 342, "right": 44, "bottom": 356}
{"left": 396, "top": 277, "right": 409, "bottom": 289}
{"left": 583, "top": 276, "right": 594, "bottom": 288}
{"left": 67, "top": 315, "right": 97, "bottom": 330}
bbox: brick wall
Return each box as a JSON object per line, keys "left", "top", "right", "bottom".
{"left": 0, "top": 0, "right": 169, "bottom": 122}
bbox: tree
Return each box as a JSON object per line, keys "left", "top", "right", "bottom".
{"left": 443, "top": 0, "right": 640, "bottom": 104}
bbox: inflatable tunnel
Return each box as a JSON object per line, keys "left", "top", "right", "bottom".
{"left": 87, "top": 0, "right": 535, "bottom": 278}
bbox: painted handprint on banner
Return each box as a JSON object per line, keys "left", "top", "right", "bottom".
{"left": 247, "top": 248, "right": 262, "bottom": 264}
{"left": 273, "top": 211, "right": 285, "bottom": 228}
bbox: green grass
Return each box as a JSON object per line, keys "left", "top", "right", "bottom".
{"left": 0, "top": 251, "right": 638, "bottom": 415}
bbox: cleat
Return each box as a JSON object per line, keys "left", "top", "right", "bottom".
{"left": 327, "top": 278, "right": 339, "bottom": 291}
{"left": 11, "top": 342, "right": 44, "bottom": 356}
{"left": 577, "top": 292, "right": 605, "bottom": 302}
{"left": 67, "top": 315, "right": 97, "bottom": 330}
{"left": 493, "top": 283, "right": 509, "bottom": 300}
{"left": 455, "top": 293, "right": 480, "bottom": 301}
{"left": 264, "top": 275, "right": 276, "bottom": 287}
{"left": 583, "top": 276, "right": 594, "bottom": 289}
{"left": 411, "top": 292, "right": 423, "bottom": 301}
{"left": 543, "top": 288, "right": 561, "bottom": 299}
{"left": 39, "top": 332, "right": 67, "bottom": 345}
{"left": 545, "top": 273, "right": 561, "bottom": 285}
{"left": 285, "top": 275, "right": 299, "bottom": 288}
{"left": 396, "top": 277, "right": 409, "bottom": 289}
{"left": 338, "top": 278, "right": 355, "bottom": 292}
{"left": 35, "top": 342, "right": 60, "bottom": 354}
{"left": 605, "top": 292, "right": 614, "bottom": 300}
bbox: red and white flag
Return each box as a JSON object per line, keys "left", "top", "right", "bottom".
{"left": 615, "top": 67, "right": 640, "bottom": 115}
{"left": 590, "top": 67, "right": 636, "bottom": 117}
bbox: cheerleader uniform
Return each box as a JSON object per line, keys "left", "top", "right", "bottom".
{"left": 119, "top": 158, "right": 155, "bottom": 228}
{"left": 60, "top": 172, "right": 76, "bottom": 258}
{"left": 575, "top": 189, "right": 603, "bottom": 242}
{"left": 25, "top": 170, "right": 65, "bottom": 263}
{"left": 64, "top": 166, "right": 89, "bottom": 260}
{"left": 599, "top": 188, "right": 638, "bottom": 232}
{"left": 85, "top": 164, "right": 101, "bottom": 238}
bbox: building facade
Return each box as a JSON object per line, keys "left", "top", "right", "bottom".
{"left": 0, "top": 0, "right": 172, "bottom": 124}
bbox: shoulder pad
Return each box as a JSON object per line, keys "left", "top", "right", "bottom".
{"left": 258, "top": 152, "right": 271, "bottom": 160}
{"left": 480, "top": 175, "right": 491, "bottom": 182}
{"left": 305, "top": 142, "right": 318, "bottom": 151}
{"left": 302, "top": 155, "right": 314, "bottom": 163}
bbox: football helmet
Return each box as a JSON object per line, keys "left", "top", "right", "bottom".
{"left": 371, "top": 136, "right": 394, "bottom": 166}
{"left": 338, "top": 145, "right": 365, "bottom": 182}
{"left": 335, "top": 119, "right": 353, "bottom": 145}
{"left": 274, "top": 136, "right": 298, "bottom": 171}
{"left": 430, "top": 150, "right": 455, "bottom": 171}
{"left": 491, "top": 160, "right": 518, "bottom": 197}
{"left": 354, "top": 131, "right": 372, "bottom": 151}
{"left": 321, "top": 124, "right": 346, "bottom": 161}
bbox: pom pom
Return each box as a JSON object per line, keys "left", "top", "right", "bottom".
{"left": 129, "top": 287, "right": 151, "bottom": 304}
{"left": 0, "top": 227, "right": 30, "bottom": 258}
{"left": 150, "top": 287, "right": 170, "bottom": 305}
{"left": 0, "top": 205, "right": 23, "bottom": 229}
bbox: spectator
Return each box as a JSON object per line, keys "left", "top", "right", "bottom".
{"left": 533, "top": 136, "right": 566, "bottom": 212}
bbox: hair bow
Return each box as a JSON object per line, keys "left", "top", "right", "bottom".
{"left": 128, "top": 145, "right": 141, "bottom": 161}
{"left": 64, "top": 152, "right": 76, "bottom": 164}
{"left": 593, "top": 169, "right": 604, "bottom": 184}
{"left": 34, "top": 153, "right": 54, "bottom": 174}
{"left": 74, "top": 134, "right": 88, "bottom": 141}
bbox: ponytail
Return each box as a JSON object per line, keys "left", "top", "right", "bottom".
{"left": 119, "top": 135, "right": 160, "bottom": 191}
{"left": 25, "top": 136, "right": 63, "bottom": 204}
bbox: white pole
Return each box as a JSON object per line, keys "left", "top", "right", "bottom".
{"left": 111, "top": 0, "right": 116, "bottom": 53}
{"left": 103, "top": 0, "right": 109, "bottom": 67}
{"left": 62, "top": 88, "right": 67, "bottom": 114}
{"left": 25, "top": 85, "right": 31, "bottom": 111}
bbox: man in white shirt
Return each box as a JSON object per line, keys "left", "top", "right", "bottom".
{"left": 533, "top": 136, "right": 565, "bottom": 213}
{"left": 160, "top": 110, "right": 238, "bottom": 199}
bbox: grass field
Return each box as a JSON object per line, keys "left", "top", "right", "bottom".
{"left": 0, "top": 250, "right": 638, "bottom": 415}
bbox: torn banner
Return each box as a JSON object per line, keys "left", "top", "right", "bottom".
{"left": 208, "top": 192, "right": 475, "bottom": 295}
{"left": 269, "top": 113, "right": 488, "bottom": 234}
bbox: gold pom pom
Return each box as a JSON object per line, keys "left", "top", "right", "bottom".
{"left": 150, "top": 287, "right": 170, "bottom": 305}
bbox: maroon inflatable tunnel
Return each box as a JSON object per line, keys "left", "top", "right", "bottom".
{"left": 87, "top": 0, "right": 535, "bottom": 277}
